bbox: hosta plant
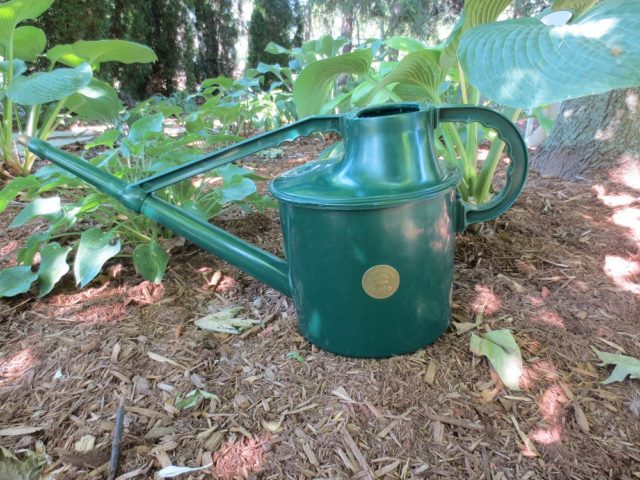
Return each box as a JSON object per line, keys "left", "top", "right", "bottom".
{"left": 0, "top": 0, "right": 156, "bottom": 177}
{"left": 0, "top": 112, "right": 275, "bottom": 298}
{"left": 292, "top": 0, "right": 640, "bottom": 205}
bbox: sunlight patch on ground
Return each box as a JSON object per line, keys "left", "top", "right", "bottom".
{"left": 610, "top": 161, "right": 640, "bottom": 191}
{"left": 530, "top": 426, "right": 562, "bottom": 445}
{"left": 0, "top": 349, "right": 35, "bottom": 388}
{"left": 471, "top": 284, "right": 501, "bottom": 316}
{"left": 214, "top": 435, "right": 269, "bottom": 480}
{"left": 603, "top": 255, "right": 640, "bottom": 295}
{"left": 533, "top": 310, "right": 566, "bottom": 329}
{"left": 611, "top": 207, "right": 640, "bottom": 243}
{"left": 593, "top": 185, "right": 636, "bottom": 207}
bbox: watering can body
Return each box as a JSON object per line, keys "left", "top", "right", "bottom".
{"left": 28, "top": 103, "right": 528, "bottom": 358}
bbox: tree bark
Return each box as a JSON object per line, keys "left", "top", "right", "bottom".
{"left": 530, "top": 88, "right": 640, "bottom": 179}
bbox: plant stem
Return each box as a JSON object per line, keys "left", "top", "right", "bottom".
{"left": 474, "top": 108, "right": 522, "bottom": 204}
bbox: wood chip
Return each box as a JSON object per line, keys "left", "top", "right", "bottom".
{"left": 374, "top": 459, "right": 401, "bottom": 477}
{"left": 342, "top": 429, "right": 373, "bottom": 477}
{"left": 427, "top": 413, "right": 483, "bottom": 431}
{"left": 377, "top": 420, "right": 398, "bottom": 439}
{"left": 574, "top": 403, "right": 590, "bottom": 433}
{"left": 425, "top": 360, "right": 437, "bottom": 385}
{"left": 0, "top": 426, "right": 44, "bottom": 436}
{"left": 510, "top": 415, "right": 539, "bottom": 457}
{"left": 147, "top": 351, "right": 187, "bottom": 370}
{"left": 332, "top": 386, "right": 356, "bottom": 404}
{"left": 302, "top": 442, "right": 319, "bottom": 466}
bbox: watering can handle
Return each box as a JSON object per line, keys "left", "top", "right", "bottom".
{"left": 436, "top": 105, "right": 528, "bottom": 231}
{"left": 130, "top": 115, "right": 342, "bottom": 194}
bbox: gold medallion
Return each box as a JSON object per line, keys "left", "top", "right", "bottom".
{"left": 362, "top": 265, "right": 400, "bottom": 299}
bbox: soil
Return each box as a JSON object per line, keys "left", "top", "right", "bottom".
{"left": 0, "top": 136, "right": 639, "bottom": 480}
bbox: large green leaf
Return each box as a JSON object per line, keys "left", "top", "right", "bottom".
{"left": 0, "top": 175, "right": 39, "bottom": 213}
{"left": 37, "top": 242, "right": 70, "bottom": 297}
{"left": 74, "top": 228, "right": 121, "bottom": 287}
{"left": 0, "top": 0, "right": 54, "bottom": 49}
{"left": 0, "top": 266, "right": 37, "bottom": 297}
{"left": 9, "top": 196, "right": 61, "bottom": 228}
{"left": 133, "top": 241, "right": 169, "bottom": 284}
{"left": 293, "top": 48, "right": 372, "bottom": 117}
{"left": 442, "top": 0, "right": 512, "bottom": 62}
{"left": 470, "top": 329, "right": 523, "bottom": 391}
{"left": 365, "top": 49, "right": 445, "bottom": 104}
{"left": 7, "top": 63, "right": 93, "bottom": 105}
{"left": 47, "top": 39, "right": 157, "bottom": 68}
{"left": 459, "top": 0, "right": 640, "bottom": 109}
{"left": 11, "top": 26, "right": 46, "bottom": 61}
{"left": 128, "top": 112, "right": 164, "bottom": 144}
{"left": 383, "top": 36, "right": 428, "bottom": 53}
{"left": 552, "top": 0, "right": 599, "bottom": 18}
{"left": 65, "top": 78, "right": 123, "bottom": 123}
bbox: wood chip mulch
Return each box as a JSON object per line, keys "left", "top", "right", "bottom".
{"left": 1, "top": 137, "right": 639, "bottom": 479}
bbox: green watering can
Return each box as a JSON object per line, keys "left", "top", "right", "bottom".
{"left": 28, "top": 103, "right": 527, "bottom": 358}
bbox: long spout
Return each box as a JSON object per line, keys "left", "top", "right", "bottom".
{"left": 27, "top": 138, "right": 292, "bottom": 296}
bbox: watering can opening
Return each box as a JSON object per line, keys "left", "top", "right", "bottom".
{"left": 356, "top": 103, "right": 420, "bottom": 118}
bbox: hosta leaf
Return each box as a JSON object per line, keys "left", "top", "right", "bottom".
{"left": 304, "top": 35, "right": 349, "bottom": 58}
{"left": 383, "top": 36, "right": 428, "bottom": 52}
{"left": 0, "top": 175, "right": 40, "bottom": 213}
{"left": 221, "top": 176, "right": 256, "bottom": 204}
{"left": 133, "top": 241, "right": 169, "bottom": 284}
{"left": 128, "top": 112, "right": 164, "bottom": 144}
{"left": 13, "top": 26, "right": 46, "bottom": 61}
{"left": 470, "top": 329, "right": 523, "bottom": 391}
{"left": 442, "top": 0, "right": 512, "bottom": 61}
{"left": 0, "top": 0, "right": 54, "bottom": 49}
{"left": 0, "top": 266, "right": 37, "bottom": 297}
{"left": 174, "top": 389, "right": 218, "bottom": 410}
{"left": 7, "top": 63, "right": 92, "bottom": 105}
{"left": 0, "top": 59, "right": 26, "bottom": 78}
{"left": 9, "top": 196, "right": 61, "bottom": 228}
{"left": 365, "top": 49, "right": 445, "bottom": 104}
{"left": 86, "top": 129, "right": 121, "bottom": 149}
{"left": 0, "top": 447, "right": 48, "bottom": 480}
{"left": 459, "top": 0, "right": 640, "bottom": 109}
{"left": 37, "top": 242, "right": 70, "bottom": 297}
{"left": 596, "top": 350, "right": 640, "bottom": 384}
{"left": 48, "top": 39, "right": 157, "bottom": 68}
{"left": 65, "top": 78, "right": 123, "bottom": 123}
{"left": 74, "top": 228, "right": 121, "bottom": 287}
{"left": 293, "top": 48, "right": 372, "bottom": 118}
{"left": 552, "top": 0, "right": 599, "bottom": 18}
{"left": 194, "top": 307, "right": 260, "bottom": 334}
{"left": 17, "top": 232, "right": 50, "bottom": 266}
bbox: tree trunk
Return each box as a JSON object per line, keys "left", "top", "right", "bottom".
{"left": 530, "top": 87, "right": 640, "bottom": 179}
{"left": 340, "top": 7, "right": 354, "bottom": 52}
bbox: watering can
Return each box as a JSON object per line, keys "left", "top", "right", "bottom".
{"left": 28, "top": 103, "right": 527, "bottom": 358}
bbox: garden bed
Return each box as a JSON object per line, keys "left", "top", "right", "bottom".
{"left": 1, "top": 138, "right": 639, "bottom": 479}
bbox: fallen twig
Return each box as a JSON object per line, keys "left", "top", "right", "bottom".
{"left": 108, "top": 398, "right": 126, "bottom": 480}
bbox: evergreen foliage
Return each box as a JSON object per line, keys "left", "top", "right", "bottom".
{"left": 32, "top": 0, "right": 112, "bottom": 46}
{"left": 248, "top": 0, "right": 295, "bottom": 67}
{"left": 194, "top": 0, "right": 239, "bottom": 83}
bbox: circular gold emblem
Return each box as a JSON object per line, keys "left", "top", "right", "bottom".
{"left": 362, "top": 265, "right": 400, "bottom": 299}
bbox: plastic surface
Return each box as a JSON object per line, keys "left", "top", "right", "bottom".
{"left": 28, "top": 102, "right": 528, "bottom": 358}
{"left": 271, "top": 104, "right": 460, "bottom": 208}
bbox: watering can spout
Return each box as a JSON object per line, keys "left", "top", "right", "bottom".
{"left": 27, "top": 137, "right": 297, "bottom": 296}
{"left": 28, "top": 114, "right": 343, "bottom": 296}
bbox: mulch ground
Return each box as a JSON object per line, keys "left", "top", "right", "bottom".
{"left": 0, "top": 136, "right": 639, "bottom": 479}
